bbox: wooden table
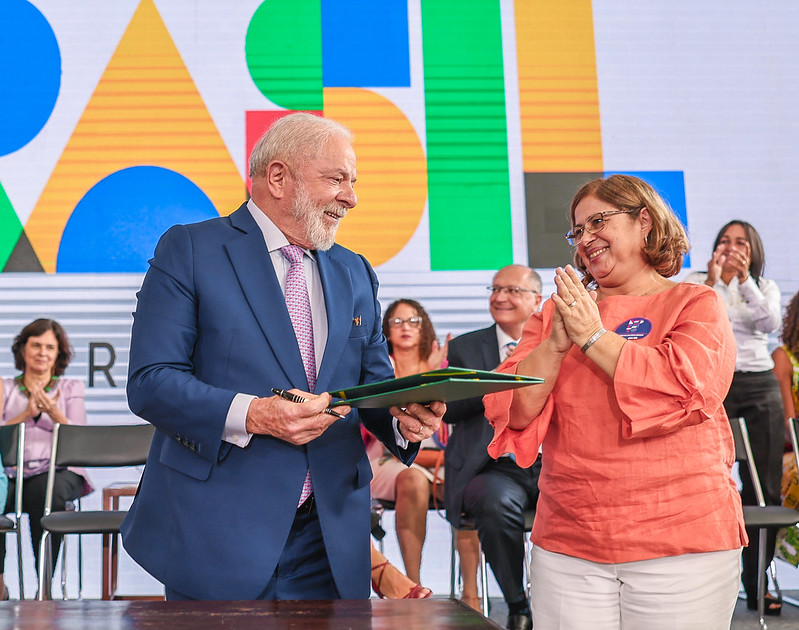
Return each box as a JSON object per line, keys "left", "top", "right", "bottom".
{"left": 0, "top": 598, "right": 502, "bottom": 629}
{"left": 102, "top": 484, "right": 162, "bottom": 601}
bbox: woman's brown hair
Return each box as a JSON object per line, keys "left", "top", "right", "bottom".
{"left": 569, "top": 174, "right": 690, "bottom": 288}
{"left": 12, "top": 318, "right": 73, "bottom": 376}
{"left": 781, "top": 291, "right": 799, "bottom": 357}
{"left": 382, "top": 299, "right": 437, "bottom": 362}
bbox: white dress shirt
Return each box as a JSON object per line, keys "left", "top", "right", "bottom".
{"left": 496, "top": 326, "right": 520, "bottom": 362}
{"left": 222, "top": 200, "right": 328, "bottom": 447}
{"left": 224, "top": 200, "right": 405, "bottom": 448}
{"left": 683, "top": 271, "right": 781, "bottom": 372}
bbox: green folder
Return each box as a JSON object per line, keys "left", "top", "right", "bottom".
{"left": 328, "top": 367, "right": 543, "bottom": 409}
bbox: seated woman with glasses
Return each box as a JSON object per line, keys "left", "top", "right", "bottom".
{"left": 0, "top": 319, "right": 93, "bottom": 600}
{"left": 365, "top": 299, "right": 451, "bottom": 594}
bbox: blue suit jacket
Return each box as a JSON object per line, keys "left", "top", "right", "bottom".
{"left": 121, "top": 204, "right": 417, "bottom": 600}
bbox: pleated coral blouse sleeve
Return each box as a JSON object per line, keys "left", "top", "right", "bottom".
{"left": 613, "top": 285, "right": 736, "bottom": 439}
{"left": 484, "top": 302, "right": 555, "bottom": 468}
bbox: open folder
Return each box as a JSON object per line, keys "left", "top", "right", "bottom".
{"left": 327, "top": 367, "right": 543, "bottom": 409}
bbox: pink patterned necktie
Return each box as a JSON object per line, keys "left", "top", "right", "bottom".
{"left": 280, "top": 244, "right": 316, "bottom": 507}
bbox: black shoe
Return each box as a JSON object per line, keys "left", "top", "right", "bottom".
{"left": 746, "top": 593, "right": 782, "bottom": 616}
{"left": 506, "top": 612, "right": 532, "bottom": 630}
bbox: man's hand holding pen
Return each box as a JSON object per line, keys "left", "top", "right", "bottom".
{"left": 246, "top": 389, "right": 351, "bottom": 446}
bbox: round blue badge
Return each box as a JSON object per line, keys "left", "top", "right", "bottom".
{"left": 614, "top": 318, "right": 652, "bottom": 340}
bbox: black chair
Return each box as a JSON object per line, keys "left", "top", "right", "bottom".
{"left": 0, "top": 424, "right": 26, "bottom": 599}
{"left": 450, "top": 509, "right": 535, "bottom": 616}
{"left": 729, "top": 416, "right": 799, "bottom": 629}
{"left": 37, "top": 423, "right": 154, "bottom": 600}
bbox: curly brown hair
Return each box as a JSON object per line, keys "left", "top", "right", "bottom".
{"left": 12, "top": 318, "right": 73, "bottom": 376}
{"left": 569, "top": 174, "right": 690, "bottom": 288}
{"left": 382, "top": 299, "right": 437, "bottom": 362}
{"left": 781, "top": 291, "right": 799, "bottom": 357}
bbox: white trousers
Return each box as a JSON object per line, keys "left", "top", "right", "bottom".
{"left": 530, "top": 546, "right": 742, "bottom": 630}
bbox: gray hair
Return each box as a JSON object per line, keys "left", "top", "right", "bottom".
{"left": 248, "top": 113, "right": 353, "bottom": 178}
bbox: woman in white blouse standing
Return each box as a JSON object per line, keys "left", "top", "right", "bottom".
{"left": 685, "top": 220, "right": 783, "bottom": 615}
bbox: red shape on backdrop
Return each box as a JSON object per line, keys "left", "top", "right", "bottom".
{"left": 245, "top": 110, "right": 323, "bottom": 194}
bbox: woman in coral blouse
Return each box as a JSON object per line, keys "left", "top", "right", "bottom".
{"left": 484, "top": 175, "right": 745, "bottom": 630}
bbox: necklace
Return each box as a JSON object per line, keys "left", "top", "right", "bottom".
{"left": 15, "top": 374, "right": 58, "bottom": 397}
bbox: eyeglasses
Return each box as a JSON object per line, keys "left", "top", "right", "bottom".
{"left": 487, "top": 285, "right": 540, "bottom": 297}
{"left": 565, "top": 209, "right": 638, "bottom": 246}
{"left": 387, "top": 317, "right": 423, "bottom": 328}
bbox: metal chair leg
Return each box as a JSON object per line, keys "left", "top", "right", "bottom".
{"left": 757, "top": 527, "right": 767, "bottom": 630}
{"left": 16, "top": 524, "right": 25, "bottom": 600}
{"left": 60, "top": 536, "right": 68, "bottom": 599}
{"left": 37, "top": 531, "right": 52, "bottom": 600}
{"left": 449, "top": 526, "right": 457, "bottom": 598}
{"left": 77, "top": 533, "right": 83, "bottom": 599}
{"left": 479, "top": 547, "right": 489, "bottom": 615}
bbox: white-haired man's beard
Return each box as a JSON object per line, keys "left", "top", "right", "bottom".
{"left": 290, "top": 181, "right": 347, "bottom": 251}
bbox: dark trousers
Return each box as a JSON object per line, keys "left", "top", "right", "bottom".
{"left": 1, "top": 470, "right": 84, "bottom": 577}
{"left": 724, "top": 370, "right": 784, "bottom": 600}
{"left": 166, "top": 502, "right": 339, "bottom": 601}
{"left": 463, "top": 457, "right": 541, "bottom": 606}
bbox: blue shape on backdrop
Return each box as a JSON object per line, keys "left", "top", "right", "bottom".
{"left": 0, "top": 0, "right": 61, "bottom": 156}
{"left": 321, "top": 0, "right": 410, "bottom": 87}
{"left": 603, "top": 170, "right": 690, "bottom": 267}
{"left": 58, "top": 166, "right": 219, "bottom": 272}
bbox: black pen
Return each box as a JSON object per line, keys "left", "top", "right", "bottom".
{"left": 271, "top": 388, "right": 347, "bottom": 419}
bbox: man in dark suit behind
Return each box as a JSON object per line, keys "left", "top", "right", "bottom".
{"left": 122, "top": 113, "right": 444, "bottom": 601}
{"left": 445, "top": 264, "right": 543, "bottom": 630}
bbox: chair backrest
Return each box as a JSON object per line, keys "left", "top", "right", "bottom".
{"left": 0, "top": 424, "right": 25, "bottom": 469}
{"left": 728, "top": 416, "right": 767, "bottom": 507}
{"left": 51, "top": 423, "right": 154, "bottom": 469}
{"left": 0, "top": 424, "right": 25, "bottom": 519}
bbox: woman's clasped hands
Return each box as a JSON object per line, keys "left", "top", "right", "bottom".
{"left": 549, "top": 265, "right": 603, "bottom": 352}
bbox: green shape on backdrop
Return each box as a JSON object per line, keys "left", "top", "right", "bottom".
{"left": 422, "top": 0, "right": 512, "bottom": 270}
{"left": 245, "top": 0, "right": 323, "bottom": 110}
{"left": 0, "top": 181, "right": 23, "bottom": 270}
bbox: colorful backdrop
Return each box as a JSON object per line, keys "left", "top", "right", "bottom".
{"left": 1, "top": 0, "right": 798, "bottom": 599}
{"left": 1, "top": 0, "right": 724, "bottom": 276}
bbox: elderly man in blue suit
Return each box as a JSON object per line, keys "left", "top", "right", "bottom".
{"left": 121, "top": 113, "right": 445, "bottom": 601}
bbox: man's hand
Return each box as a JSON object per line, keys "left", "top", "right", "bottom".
{"left": 391, "top": 401, "right": 446, "bottom": 443}
{"left": 246, "top": 391, "right": 351, "bottom": 446}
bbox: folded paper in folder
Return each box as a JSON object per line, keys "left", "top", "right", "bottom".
{"left": 327, "top": 367, "right": 543, "bottom": 409}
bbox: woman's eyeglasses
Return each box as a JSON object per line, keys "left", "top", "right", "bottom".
{"left": 388, "top": 317, "right": 423, "bottom": 328}
{"left": 565, "top": 208, "right": 639, "bottom": 246}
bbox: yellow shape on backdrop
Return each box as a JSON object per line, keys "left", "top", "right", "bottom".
{"left": 515, "top": 0, "right": 603, "bottom": 172}
{"left": 26, "top": 0, "right": 245, "bottom": 272}
{"left": 324, "top": 88, "right": 427, "bottom": 267}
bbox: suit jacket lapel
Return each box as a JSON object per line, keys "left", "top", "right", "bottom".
{"left": 224, "top": 206, "right": 309, "bottom": 389}
{"left": 315, "top": 249, "right": 352, "bottom": 391}
{"left": 479, "top": 324, "right": 501, "bottom": 370}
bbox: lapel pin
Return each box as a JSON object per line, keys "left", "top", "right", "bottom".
{"left": 352, "top": 316, "right": 362, "bottom": 326}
